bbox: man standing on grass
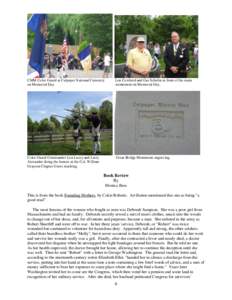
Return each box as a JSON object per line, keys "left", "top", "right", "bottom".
{"left": 85, "top": 112, "right": 101, "bottom": 155}
{"left": 72, "top": 116, "right": 81, "bottom": 151}
{"left": 164, "top": 31, "right": 189, "bottom": 78}
{"left": 127, "top": 36, "right": 152, "bottom": 78}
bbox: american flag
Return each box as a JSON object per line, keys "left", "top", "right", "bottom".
{"left": 61, "top": 37, "right": 68, "bottom": 60}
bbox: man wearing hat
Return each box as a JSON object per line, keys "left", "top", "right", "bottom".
{"left": 85, "top": 112, "right": 101, "bottom": 155}
{"left": 72, "top": 115, "right": 81, "bottom": 151}
{"left": 164, "top": 31, "right": 189, "bottom": 78}
{"left": 127, "top": 36, "right": 152, "bottom": 78}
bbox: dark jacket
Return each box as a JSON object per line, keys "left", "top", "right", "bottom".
{"left": 164, "top": 43, "right": 189, "bottom": 77}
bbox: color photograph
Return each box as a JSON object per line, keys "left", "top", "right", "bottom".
{"left": 115, "top": 91, "right": 200, "bottom": 155}
{"left": 115, "top": 15, "right": 198, "bottom": 78}
{"left": 28, "top": 91, "right": 113, "bottom": 155}
{"left": 27, "top": 14, "right": 113, "bottom": 79}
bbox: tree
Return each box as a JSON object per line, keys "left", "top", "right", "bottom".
{"left": 50, "top": 116, "right": 61, "bottom": 129}
{"left": 73, "top": 100, "right": 88, "bottom": 114}
{"left": 27, "top": 117, "right": 39, "bottom": 132}
{"left": 99, "top": 100, "right": 112, "bottom": 129}
{"left": 115, "top": 15, "right": 153, "bottom": 49}
{"left": 33, "top": 121, "right": 39, "bottom": 132}
{"left": 78, "top": 14, "right": 112, "bottom": 53}
{"left": 47, "top": 21, "right": 65, "bottom": 44}
{"left": 46, "top": 14, "right": 80, "bottom": 45}
{"left": 38, "top": 118, "right": 55, "bottom": 132}
{"left": 27, "top": 116, "right": 34, "bottom": 132}
{"left": 152, "top": 15, "right": 198, "bottom": 44}
{"left": 62, "top": 118, "right": 72, "bottom": 130}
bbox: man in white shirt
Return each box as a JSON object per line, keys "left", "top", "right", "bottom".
{"left": 127, "top": 36, "right": 152, "bottom": 78}
{"left": 103, "top": 52, "right": 111, "bottom": 78}
{"left": 193, "top": 44, "right": 199, "bottom": 67}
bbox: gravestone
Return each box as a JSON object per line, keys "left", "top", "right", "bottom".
{"left": 126, "top": 34, "right": 147, "bottom": 51}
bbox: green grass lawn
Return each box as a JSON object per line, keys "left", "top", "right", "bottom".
{"left": 28, "top": 140, "right": 112, "bottom": 155}
{"left": 158, "top": 55, "right": 198, "bottom": 78}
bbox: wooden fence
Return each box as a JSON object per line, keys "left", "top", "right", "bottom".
{"left": 28, "top": 129, "right": 112, "bottom": 144}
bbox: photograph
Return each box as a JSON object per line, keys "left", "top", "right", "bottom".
{"left": 115, "top": 15, "right": 198, "bottom": 78}
{"left": 115, "top": 91, "right": 200, "bottom": 155}
{"left": 28, "top": 91, "right": 113, "bottom": 155}
{"left": 27, "top": 14, "right": 113, "bottom": 79}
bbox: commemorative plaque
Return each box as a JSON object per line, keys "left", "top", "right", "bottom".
{"left": 115, "top": 91, "right": 200, "bottom": 155}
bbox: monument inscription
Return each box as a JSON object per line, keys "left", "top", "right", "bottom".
{"left": 115, "top": 91, "right": 200, "bottom": 155}
{"left": 136, "top": 110, "right": 184, "bottom": 140}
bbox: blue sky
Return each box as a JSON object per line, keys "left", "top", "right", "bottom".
{"left": 28, "top": 91, "right": 112, "bottom": 121}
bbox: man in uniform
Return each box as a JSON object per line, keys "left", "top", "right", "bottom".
{"left": 72, "top": 115, "right": 81, "bottom": 151}
{"left": 85, "top": 112, "right": 101, "bottom": 155}
{"left": 127, "top": 36, "right": 152, "bottom": 78}
{"left": 164, "top": 31, "right": 189, "bottom": 78}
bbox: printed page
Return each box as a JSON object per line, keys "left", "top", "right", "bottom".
{"left": 1, "top": 1, "right": 231, "bottom": 300}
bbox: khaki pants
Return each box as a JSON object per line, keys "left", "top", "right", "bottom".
{"left": 131, "top": 72, "right": 149, "bottom": 78}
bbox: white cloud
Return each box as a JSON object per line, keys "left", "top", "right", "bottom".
{"left": 38, "top": 110, "right": 47, "bottom": 115}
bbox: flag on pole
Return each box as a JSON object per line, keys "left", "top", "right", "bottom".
{"left": 27, "top": 14, "right": 47, "bottom": 78}
{"left": 61, "top": 37, "right": 68, "bottom": 61}
{"left": 78, "top": 45, "right": 92, "bottom": 71}
{"left": 27, "top": 67, "right": 40, "bottom": 79}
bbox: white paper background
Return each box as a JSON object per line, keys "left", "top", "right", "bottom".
{"left": 1, "top": 1, "right": 231, "bottom": 300}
